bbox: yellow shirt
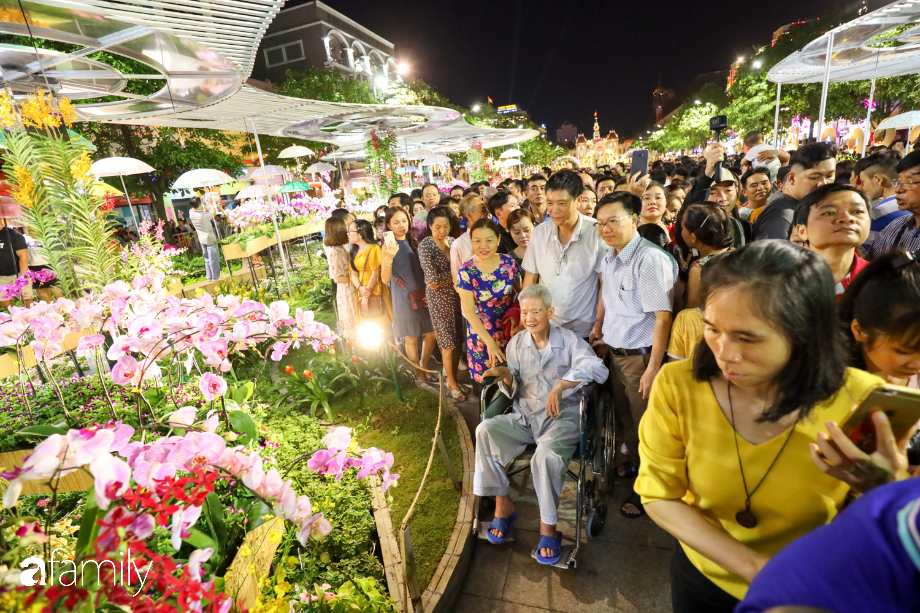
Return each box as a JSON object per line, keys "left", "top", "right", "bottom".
{"left": 666, "top": 308, "right": 704, "bottom": 361}
{"left": 748, "top": 207, "right": 763, "bottom": 223}
{"left": 635, "top": 360, "right": 882, "bottom": 599}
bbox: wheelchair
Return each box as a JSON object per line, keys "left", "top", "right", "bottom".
{"left": 472, "top": 377, "right": 615, "bottom": 569}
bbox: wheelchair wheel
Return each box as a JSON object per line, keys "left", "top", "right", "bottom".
{"left": 587, "top": 501, "right": 607, "bottom": 540}
{"left": 479, "top": 496, "right": 496, "bottom": 517}
{"left": 598, "top": 401, "right": 616, "bottom": 494}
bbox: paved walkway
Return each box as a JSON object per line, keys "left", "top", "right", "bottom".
{"left": 449, "top": 392, "right": 675, "bottom": 613}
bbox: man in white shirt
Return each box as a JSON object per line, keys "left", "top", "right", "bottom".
{"left": 522, "top": 170, "right": 607, "bottom": 339}
{"left": 188, "top": 196, "right": 223, "bottom": 281}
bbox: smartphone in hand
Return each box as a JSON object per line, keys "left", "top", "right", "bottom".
{"left": 842, "top": 386, "right": 920, "bottom": 454}
{"left": 383, "top": 231, "right": 396, "bottom": 247}
{"left": 631, "top": 149, "right": 649, "bottom": 181}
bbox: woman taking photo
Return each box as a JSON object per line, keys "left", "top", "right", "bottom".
{"left": 681, "top": 203, "right": 734, "bottom": 308}
{"left": 381, "top": 206, "right": 437, "bottom": 385}
{"left": 456, "top": 219, "right": 520, "bottom": 382}
{"left": 839, "top": 250, "right": 920, "bottom": 388}
{"left": 640, "top": 182, "right": 670, "bottom": 233}
{"left": 506, "top": 208, "right": 536, "bottom": 269}
{"left": 418, "top": 206, "right": 469, "bottom": 400}
{"left": 450, "top": 193, "right": 490, "bottom": 284}
{"left": 325, "top": 217, "right": 357, "bottom": 342}
{"left": 636, "top": 240, "right": 904, "bottom": 613}
{"left": 349, "top": 219, "right": 390, "bottom": 327}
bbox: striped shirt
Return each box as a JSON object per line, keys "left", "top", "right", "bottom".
{"left": 866, "top": 213, "right": 920, "bottom": 259}
{"left": 865, "top": 195, "right": 911, "bottom": 249}
{"left": 598, "top": 233, "right": 678, "bottom": 349}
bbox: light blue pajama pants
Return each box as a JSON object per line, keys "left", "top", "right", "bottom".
{"left": 473, "top": 412, "right": 579, "bottom": 525}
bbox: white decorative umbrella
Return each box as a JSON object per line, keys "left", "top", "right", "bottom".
{"left": 277, "top": 145, "right": 315, "bottom": 159}
{"left": 246, "top": 165, "right": 289, "bottom": 179}
{"left": 405, "top": 148, "right": 434, "bottom": 160}
{"left": 420, "top": 155, "right": 451, "bottom": 166}
{"left": 500, "top": 148, "right": 524, "bottom": 159}
{"left": 305, "top": 162, "right": 335, "bottom": 173}
{"left": 172, "top": 169, "right": 237, "bottom": 190}
{"left": 876, "top": 111, "right": 920, "bottom": 130}
{"left": 90, "top": 156, "right": 156, "bottom": 231}
{"left": 499, "top": 158, "right": 522, "bottom": 168}
{"left": 235, "top": 184, "right": 275, "bottom": 200}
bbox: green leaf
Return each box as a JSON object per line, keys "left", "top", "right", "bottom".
{"left": 228, "top": 410, "right": 257, "bottom": 445}
{"left": 184, "top": 527, "right": 215, "bottom": 550}
{"left": 205, "top": 492, "right": 228, "bottom": 560}
{"left": 15, "top": 424, "right": 67, "bottom": 438}
{"left": 247, "top": 501, "right": 273, "bottom": 530}
{"left": 74, "top": 488, "right": 100, "bottom": 557}
{"left": 142, "top": 388, "right": 166, "bottom": 410}
{"left": 232, "top": 381, "right": 254, "bottom": 405}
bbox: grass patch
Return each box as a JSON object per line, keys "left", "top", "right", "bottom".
{"left": 333, "top": 386, "right": 463, "bottom": 589}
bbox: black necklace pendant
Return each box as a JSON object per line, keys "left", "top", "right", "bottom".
{"left": 736, "top": 509, "right": 758, "bottom": 529}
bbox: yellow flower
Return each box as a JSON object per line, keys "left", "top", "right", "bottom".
{"left": 11, "top": 165, "right": 34, "bottom": 208}
{"left": 70, "top": 151, "right": 92, "bottom": 183}
{"left": 57, "top": 97, "right": 77, "bottom": 127}
{"left": 238, "top": 544, "right": 252, "bottom": 558}
{"left": 20, "top": 90, "right": 58, "bottom": 130}
{"left": 267, "top": 530, "right": 281, "bottom": 544}
{"left": 0, "top": 91, "right": 17, "bottom": 129}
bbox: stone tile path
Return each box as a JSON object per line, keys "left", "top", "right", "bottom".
{"left": 449, "top": 391, "right": 675, "bottom": 613}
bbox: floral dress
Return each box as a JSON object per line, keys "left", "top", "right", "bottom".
{"left": 456, "top": 254, "right": 519, "bottom": 382}
{"left": 418, "top": 236, "right": 463, "bottom": 351}
{"left": 328, "top": 245, "right": 357, "bottom": 341}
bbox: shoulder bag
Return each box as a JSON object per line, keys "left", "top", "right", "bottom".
{"left": 391, "top": 247, "right": 428, "bottom": 309}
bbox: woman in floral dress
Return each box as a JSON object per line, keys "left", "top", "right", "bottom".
{"left": 456, "top": 219, "right": 520, "bottom": 382}
{"left": 324, "top": 217, "right": 357, "bottom": 341}
{"left": 418, "top": 206, "right": 468, "bottom": 400}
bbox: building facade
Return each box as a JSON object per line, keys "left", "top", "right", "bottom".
{"left": 251, "top": 1, "right": 398, "bottom": 85}
{"left": 575, "top": 116, "right": 620, "bottom": 168}
{"left": 652, "top": 86, "right": 676, "bottom": 123}
{"left": 556, "top": 121, "right": 577, "bottom": 147}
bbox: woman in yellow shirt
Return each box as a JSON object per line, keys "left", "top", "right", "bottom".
{"left": 349, "top": 219, "right": 392, "bottom": 328}
{"left": 636, "top": 240, "right": 906, "bottom": 613}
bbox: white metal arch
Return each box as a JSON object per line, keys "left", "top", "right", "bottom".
{"left": 553, "top": 155, "right": 581, "bottom": 169}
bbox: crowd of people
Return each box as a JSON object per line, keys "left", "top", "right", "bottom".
{"left": 321, "top": 132, "right": 920, "bottom": 612}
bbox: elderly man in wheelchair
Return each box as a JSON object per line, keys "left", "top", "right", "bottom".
{"left": 475, "top": 284, "right": 608, "bottom": 566}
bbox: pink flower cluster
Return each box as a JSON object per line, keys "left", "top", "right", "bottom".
{"left": 307, "top": 426, "right": 399, "bottom": 494}
{"left": 0, "top": 272, "right": 335, "bottom": 391}
{"left": 0, "top": 268, "right": 56, "bottom": 300}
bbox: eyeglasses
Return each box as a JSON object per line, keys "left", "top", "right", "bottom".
{"left": 595, "top": 214, "right": 635, "bottom": 231}
{"left": 894, "top": 178, "right": 920, "bottom": 189}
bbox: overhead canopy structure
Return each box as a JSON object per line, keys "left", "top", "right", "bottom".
{"left": 768, "top": 2, "right": 920, "bottom": 84}
{"left": 1, "top": 0, "right": 537, "bottom": 158}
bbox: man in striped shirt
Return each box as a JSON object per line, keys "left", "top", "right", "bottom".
{"left": 852, "top": 150, "right": 909, "bottom": 250}
{"left": 866, "top": 150, "right": 920, "bottom": 258}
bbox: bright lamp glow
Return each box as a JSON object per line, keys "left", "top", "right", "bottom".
{"left": 472, "top": 104, "right": 481, "bottom": 112}
{"left": 694, "top": 100, "right": 701, "bottom": 105}
{"left": 358, "top": 321, "right": 383, "bottom": 348}
{"left": 397, "top": 62, "right": 409, "bottom": 75}
{"left": 375, "top": 75, "right": 388, "bottom": 89}
{"left": 753, "top": 60, "right": 762, "bottom": 68}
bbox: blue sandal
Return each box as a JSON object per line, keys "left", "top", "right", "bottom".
{"left": 535, "top": 532, "right": 562, "bottom": 565}
{"left": 485, "top": 511, "right": 519, "bottom": 544}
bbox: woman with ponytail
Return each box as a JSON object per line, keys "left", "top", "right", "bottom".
{"left": 681, "top": 203, "right": 734, "bottom": 308}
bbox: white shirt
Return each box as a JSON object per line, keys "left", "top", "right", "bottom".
{"left": 449, "top": 230, "right": 473, "bottom": 286}
{"left": 189, "top": 208, "right": 217, "bottom": 245}
{"left": 521, "top": 214, "right": 607, "bottom": 338}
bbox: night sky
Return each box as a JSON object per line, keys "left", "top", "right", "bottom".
{"left": 318, "top": 0, "right": 880, "bottom": 141}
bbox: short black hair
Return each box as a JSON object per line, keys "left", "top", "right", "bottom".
{"left": 410, "top": 188, "right": 422, "bottom": 199}
{"left": 329, "top": 207, "right": 351, "bottom": 222}
{"left": 671, "top": 167, "right": 688, "bottom": 178}
{"left": 595, "top": 174, "right": 616, "bottom": 186}
{"left": 596, "top": 191, "right": 641, "bottom": 217}
{"left": 426, "top": 205, "right": 456, "bottom": 232}
{"left": 789, "top": 142, "right": 837, "bottom": 171}
{"left": 525, "top": 173, "right": 547, "bottom": 188}
{"left": 776, "top": 165, "right": 792, "bottom": 187}
{"left": 892, "top": 139, "right": 907, "bottom": 148}
{"left": 792, "top": 183, "right": 870, "bottom": 228}
{"left": 896, "top": 150, "right": 920, "bottom": 174}
{"left": 839, "top": 250, "right": 920, "bottom": 369}
{"left": 692, "top": 240, "right": 848, "bottom": 422}
{"left": 682, "top": 203, "right": 734, "bottom": 249}
{"left": 743, "top": 130, "right": 764, "bottom": 148}
{"left": 389, "top": 193, "right": 413, "bottom": 209}
{"left": 189, "top": 196, "right": 201, "bottom": 207}
{"left": 544, "top": 169, "right": 584, "bottom": 201}
{"left": 853, "top": 150, "right": 900, "bottom": 179}
{"left": 637, "top": 223, "right": 669, "bottom": 248}
{"left": 421, "top": 182, "right": 439, "bottom": 195}
{"left": 740, "top": 166, "right": 772, "bottom": 189}
{"left": 470, "top": 217, "right": 502, "bottom": 239}
{"left": 488, "top": 190, "right": 517, "bottom": 216}
{"left": 649, "top": 169, "right": 668, "bottom": 184}
{"left": 449, "top": 184, "right": 464, "bottom": 194}
{"left": 510, "top": 179, "right": 524, "bottom": 192}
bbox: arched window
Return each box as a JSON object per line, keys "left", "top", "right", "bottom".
{"left": 327, "top": 31, "right": 349, "bottom": 66}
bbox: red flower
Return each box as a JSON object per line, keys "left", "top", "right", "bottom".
{"left": 351, "top": 356, "right": 359, "bottom": 365}
{"left": 284, "top": 365, "right": 294, "bottom": 374}
{"left": 303, "top": 370, "right": 312, "bottom": 378}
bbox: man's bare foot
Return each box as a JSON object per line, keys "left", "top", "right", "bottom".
{"left": 539, "top": 522, "right": 559, "bottom": 559}
{"left": 489, "top": 495, "right": 516, "bottom": 539}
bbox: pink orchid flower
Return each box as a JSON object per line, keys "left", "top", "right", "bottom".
{"left": 167, "top": 406, "right": 198, "bottom": 429}
{"left": 90, "top": 454, "right": 131, "bottom": 510}
{"left": 199, "top": 372, "right": 227, "bottom": 401}
{"left": 171, "top": 504, "right": 203, "bottom": 549}
{"left": 76, "top": 333, "right": 106, "bottom": 358}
